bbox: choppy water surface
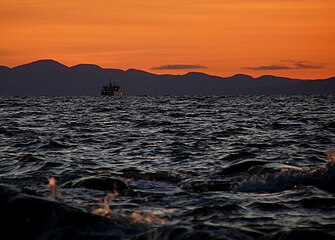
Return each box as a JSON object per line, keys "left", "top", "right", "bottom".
{"left": 0, "top": 95, "right": 335, "bottom": 239}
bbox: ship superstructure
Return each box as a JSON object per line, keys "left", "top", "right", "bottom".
{"left": 101, "top": 80, "right": 123, "bottom": 96}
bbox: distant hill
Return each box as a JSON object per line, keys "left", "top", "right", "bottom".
{"left": 0, "top": 59, "right": 334, "bottom": 95}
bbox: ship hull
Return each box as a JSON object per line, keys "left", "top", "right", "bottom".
{"left": 101, "top": 90, "right": 123, "bottom": 96}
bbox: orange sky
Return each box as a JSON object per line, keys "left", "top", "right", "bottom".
{"left": 0, "top": 0, "right": 334, "bottom": 79}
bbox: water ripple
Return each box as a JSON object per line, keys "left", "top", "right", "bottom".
{"left": 0, "top": 95, "right": 334, "bottom": 239}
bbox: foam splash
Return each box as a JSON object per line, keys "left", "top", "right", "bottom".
{"left": 238, "top": 149, "right": 335, "bottom": 193}
{"left": 47, "top": 177, "right": 61, "bottom": 200}
{"left": 92, "top": 191, "right": 118, "bottom": 218}
{"left": 92, "top": 191, "right": 165, "bottom": 225}
{"left": 326, "top": 148, "right": 335, "bottom": 167}
{"left": 129, "top": 212, "right": 166, "bottom": 225}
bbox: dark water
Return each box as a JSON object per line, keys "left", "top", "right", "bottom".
{"left": 0, "top": 95, "right": 335, "bottom": 239}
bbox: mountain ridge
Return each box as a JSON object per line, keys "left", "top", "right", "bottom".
{"left": 0, "top": 59, "right": 334, "bottom": 96}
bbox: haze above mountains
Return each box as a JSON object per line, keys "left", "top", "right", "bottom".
{"left": 0, "top": 60, "right": 334, "bottom": 95}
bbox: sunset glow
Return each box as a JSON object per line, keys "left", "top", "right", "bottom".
{"left": 1, "top": 0, "right": 334, "bottom": 79}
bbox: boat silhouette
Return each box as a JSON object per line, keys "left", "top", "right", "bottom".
{"left": 101, "top": 79, "right": 123, "bottom": 96}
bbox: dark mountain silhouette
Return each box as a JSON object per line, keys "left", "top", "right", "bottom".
{"left": 0, "top": 59, "right": 334, "bottom": 95}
